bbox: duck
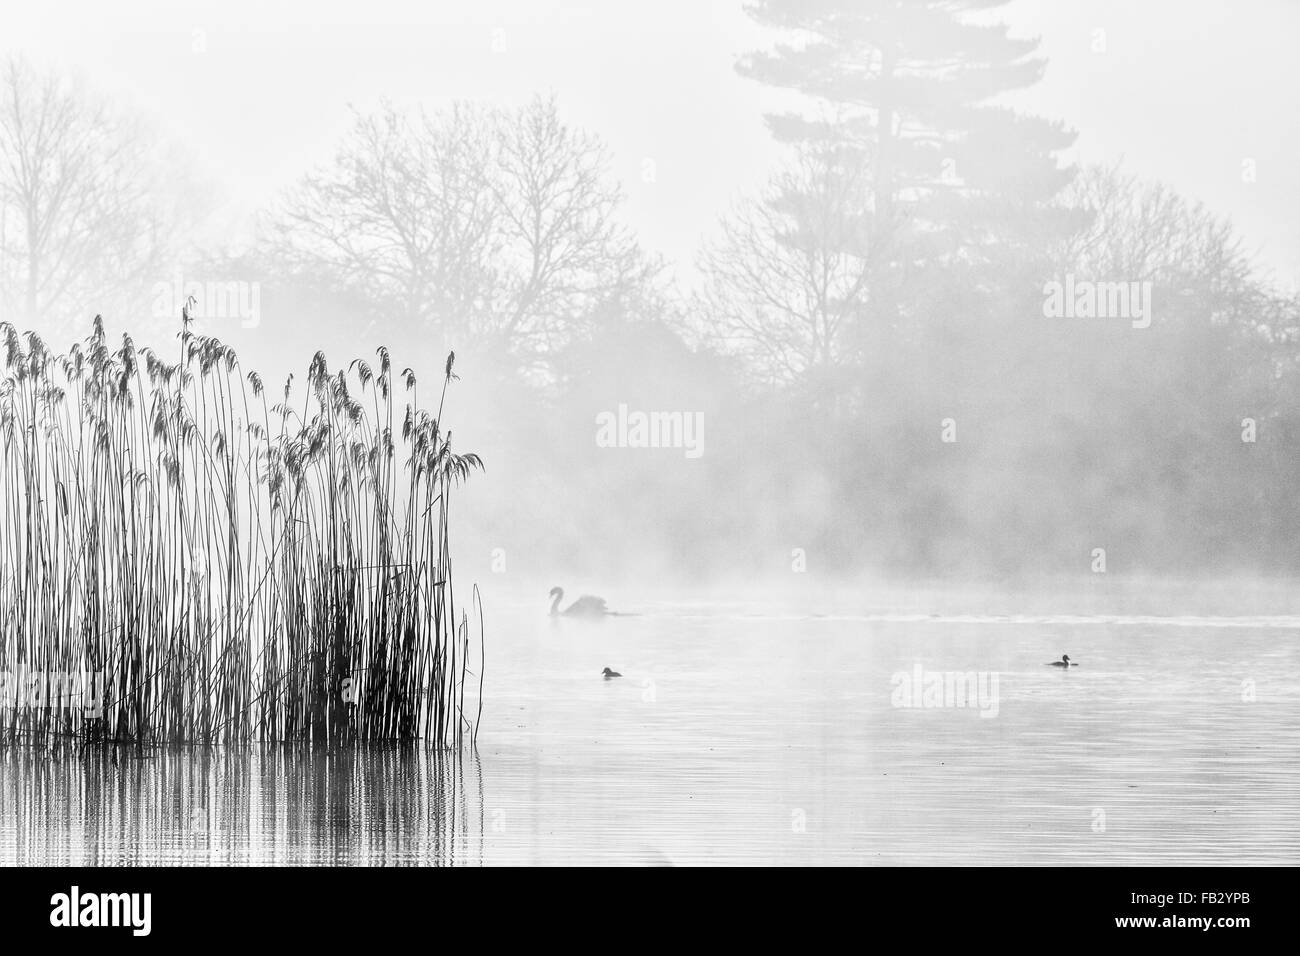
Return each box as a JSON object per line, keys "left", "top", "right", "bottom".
{"left": 602, "top": 667, "right": 622, "bottom": 679}
{"left": 549, "top": 586, "right": 611, "bottom": 618}
{"left": 1047, "top": 654, "right": 1077, "bottom": 667}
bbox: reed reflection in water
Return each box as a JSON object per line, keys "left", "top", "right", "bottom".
{"left": 0, "top": 746, "right": 484, "bottom": 866}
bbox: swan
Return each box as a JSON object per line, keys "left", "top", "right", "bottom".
{"left": 549, "top": 586, "right": 610, "bottom": 618}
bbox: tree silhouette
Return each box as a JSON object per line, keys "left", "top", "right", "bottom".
{"left": 0, "top": 58, "right": 184, "bottom": 338}
{"left": 706, "top": 0, "right": 1077, "bottom": 382}
{"left": 265, "top": 94, "right": 656, "bottom": 382}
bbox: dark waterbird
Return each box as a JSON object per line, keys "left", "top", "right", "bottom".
{"left": 1047, "top": 655, "right": 1077, "bottom": 667}
{"left": 602, "top": 667, "right": 622, "bottom": 679}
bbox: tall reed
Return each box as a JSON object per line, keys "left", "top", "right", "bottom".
{"left": 0, "top": 315, "right": 483, "bottom": 747}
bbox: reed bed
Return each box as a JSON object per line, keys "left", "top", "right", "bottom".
{"left": 0, "top": 315, "right": 484, "bottom": 748}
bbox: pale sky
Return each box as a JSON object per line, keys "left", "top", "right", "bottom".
{"left": 3, "top": 0, "right": 1297, "bottom": 289}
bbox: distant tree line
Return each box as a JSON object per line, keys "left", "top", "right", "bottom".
{"left": 3, "top": 0, "right": 1299, "bottom": 580}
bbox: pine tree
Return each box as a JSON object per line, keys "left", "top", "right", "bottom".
{"left": 737, "top": 0, "right": 1077, "bottom": 330}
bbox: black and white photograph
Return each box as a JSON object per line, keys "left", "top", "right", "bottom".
{"left": 0, "top": 0, "right": 1293, "bottom": 938}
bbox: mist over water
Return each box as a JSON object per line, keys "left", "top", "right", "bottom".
{"left": 3, "top": 593, "right": 1296, "bottom": 865}
{"left": 1, "top": 0, "right": 1298, "bottom": 869}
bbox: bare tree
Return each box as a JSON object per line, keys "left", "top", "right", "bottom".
{"left": 0, "top": 57, "right": 181, "bottom": 338}
{"left": 697, "top": 147, "right": 880, "bottom": 387}
{"left": 1053, "top": 164, "right": 1256, "bottom": 324}
{"left": 266, "top": 94, "right": 654, "bottom": 379}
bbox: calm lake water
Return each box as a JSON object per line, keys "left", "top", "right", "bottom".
{"left": 3, "top": 593, "right": 1298, "bottom": 865}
